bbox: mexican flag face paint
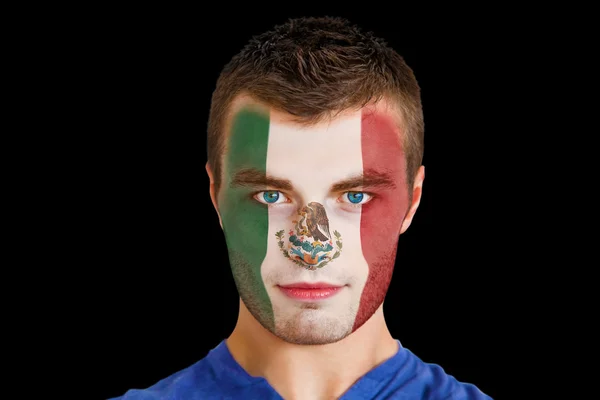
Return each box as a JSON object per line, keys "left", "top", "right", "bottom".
{"left": 218, "top": 100, "right": 410, "bottom": 344}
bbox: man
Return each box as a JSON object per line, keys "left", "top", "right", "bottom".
{"left": 112, "top": 16, "right": 492, "bottom": 399}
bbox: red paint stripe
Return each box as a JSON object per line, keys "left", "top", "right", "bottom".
{"left": 353, "top": 110, "right": 410, "bottom": 332}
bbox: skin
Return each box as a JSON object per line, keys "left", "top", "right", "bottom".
{"left": 207, "top": 95, "right": 424, "bottom": 399}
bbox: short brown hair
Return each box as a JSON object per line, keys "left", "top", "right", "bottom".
{"left": 207, "top": 16, "right": 424, "bottom": 196}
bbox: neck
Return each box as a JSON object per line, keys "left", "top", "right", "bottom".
{"left": 226, "top": 298, "right": 399, "bottom": 400}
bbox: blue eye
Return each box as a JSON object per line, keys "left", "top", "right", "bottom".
{"left": 347, "top": 192, "right": 364, "bottom": 204}
{"left": 254, "top": 191, "right": 289, "bottom": 205}
{"left": 343, "top": 192, "right": 372, "bottom": 205}
{"left": 263, "top": 191, "right": 280, "bottom": 203}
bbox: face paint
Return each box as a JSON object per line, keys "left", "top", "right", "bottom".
{"left": 276, "top": 202, "right": 342, "bottom": 270}
{"left": 218, "top": 109, "right": 274, "bottom": 330}
{"left": 353, "top": 111, "right": 409, "bottom": 332}
{"left": 218, "top": 102, "right": 409, "bottom": 345}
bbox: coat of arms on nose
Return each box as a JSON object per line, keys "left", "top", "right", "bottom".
{"left": 275, "top": 202, "right": 343, "bottom": 270}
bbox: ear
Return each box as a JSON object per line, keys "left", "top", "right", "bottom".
{"left": 205, "top": 162, "right": 223, "bottom": 229}
{"left": 400, "top": 165, "right": 425, "bottom": 234}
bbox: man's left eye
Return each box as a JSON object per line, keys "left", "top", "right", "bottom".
{"left": 340, "top": 192, "right": 372, "bottom": 205}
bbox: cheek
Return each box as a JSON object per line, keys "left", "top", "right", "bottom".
{"left": 351, "top": 192, "right": 408, "bottom": 332}
{"left": 361, "top": 193, "right": 408, "bottom": 257}
{"left": 219, "top": 189, "right": 269, "bottom": 256}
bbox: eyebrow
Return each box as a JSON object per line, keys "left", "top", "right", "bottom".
{"left": 230, "top": 168, "right": 396, "bottom": 191}
{"left": 230, "top": 168, "right": 293, "bottom": 190}
{"left": 331, "top": 169, "right": 397, "bottom": 192}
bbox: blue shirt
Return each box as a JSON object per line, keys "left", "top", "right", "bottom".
{"left": 110, "top": 340, "right": 492, "bottom": 399}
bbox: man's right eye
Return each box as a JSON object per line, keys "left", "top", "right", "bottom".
{"left": 253, "top": 191, "right": 290, "bottom": 205}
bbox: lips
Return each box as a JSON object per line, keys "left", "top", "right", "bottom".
{"left": 278, "top": 282, "right": 344, "bottom": 301}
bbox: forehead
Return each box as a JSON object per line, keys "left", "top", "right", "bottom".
{"left": 225, "top": 94, "right": 404, "bottom": 138}
{"left": 224, "top": 96, "right": 405, "bottom": 185}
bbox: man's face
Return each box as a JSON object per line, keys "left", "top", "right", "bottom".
{"left": 216, "top": 97, "right": 411, "bottom": 345}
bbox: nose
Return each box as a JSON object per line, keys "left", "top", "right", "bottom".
{"left": 278, "top": 201, "right": 342, "bottom": 271}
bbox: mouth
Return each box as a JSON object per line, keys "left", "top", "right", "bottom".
{"left": 277, "top": 282, "right": 345, "bottom": 301}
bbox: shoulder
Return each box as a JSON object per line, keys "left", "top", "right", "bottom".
{"left": 371, "top": 346, "right": 493, "bottom": 400}
{"left": 107, "top": 340, "right": 279, "bottom": 400}
{"left": 412, "top": 360, "right": 492, "bottom": 399}
{"left": 108, "top": 351, "right": 222, "bottom": 400}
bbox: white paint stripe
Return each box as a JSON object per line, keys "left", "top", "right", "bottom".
{"left": 260, "top": 111, "right": 369, "bottom": 340}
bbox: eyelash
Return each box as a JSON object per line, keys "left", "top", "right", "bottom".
{"left": 252, "top": 191, "right": 375, "bottom": 207}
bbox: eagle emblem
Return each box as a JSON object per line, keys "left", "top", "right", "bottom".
{"left": 275, "top": 202, "right": 343, "bottom": 270}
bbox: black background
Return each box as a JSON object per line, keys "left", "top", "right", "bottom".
{"left": 60, "top": 6, "right": 545, "bottom": 400}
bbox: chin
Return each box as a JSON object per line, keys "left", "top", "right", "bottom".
{"left": 275, "top": 324, "right": 352, "bottom": 345}
{"left": 271, "top": 306, "right": 355, "bottom": 345}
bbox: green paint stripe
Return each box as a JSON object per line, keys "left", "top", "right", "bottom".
{"left": 219, "top": 108, "right": 273, "bottom": 330}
